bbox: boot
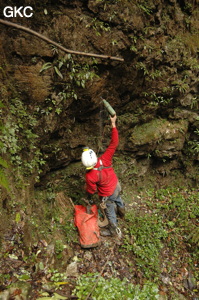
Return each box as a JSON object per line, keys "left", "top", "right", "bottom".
{"left": 117, "top": 206, "right": 125, "bottom": 219}
{"left": 100, "top": 226, "right": 111, "bottom": 237}
{"left": 109, "top": 223, "right": 122, "bottom": 239}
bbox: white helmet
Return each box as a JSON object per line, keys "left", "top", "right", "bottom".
{"left": 81, "top": 147, "right": 97, "bottom": 169}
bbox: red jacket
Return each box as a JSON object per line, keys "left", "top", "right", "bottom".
{"left": 85, "top": 127, "right": 119, "bottom": 197}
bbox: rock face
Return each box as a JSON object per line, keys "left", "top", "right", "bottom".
{"left": 0, "top": 0, "right": 198, "bottom": 190}
{"left": 128, "top": 118, "right": 189, "bottom": 158}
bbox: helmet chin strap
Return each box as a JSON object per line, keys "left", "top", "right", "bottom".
{"left": 83, "top": 147, "right": 89, "bottom": 152}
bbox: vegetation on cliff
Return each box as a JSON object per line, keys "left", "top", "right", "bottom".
{"left": 0, "top": 0, "right": 198, "bottom": 299}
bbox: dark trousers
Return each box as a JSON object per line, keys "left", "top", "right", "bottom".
{"left": 105, "top": 182, "right": 125, "bottom": 226}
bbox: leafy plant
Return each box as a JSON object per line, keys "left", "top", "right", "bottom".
{"left": 123, "top": 211, "right": 167, "bottom": 279}
{"left": 190, "top": 97, "right": 199, "bottom": 109}
{"left": 72, "top": 272, "right": 159, "bottom": 300}
{"left": 54, "top": 240, "right": 66, "bottom": 259}
{"left": 171, "top": 80, "right": 189, "bottom": 93}
{"left": 151, "top": 188, "right": 199, "bottom": 256}
{"left": 49, "top": 268, "right": 68, "bottom": 283}
{"left": 137, "top": 1, "right": 155, "bottom": 15}
{"left": 39, "top": 62, "right": 53, "bottom": 73}
{"left": 130, "top": 44, "right": 138, "bottom": 52}
{"left": 138, "top": 4, "right": 152, "bottom": 15}
{"left": 149, "top": 69, "right": 163, "bottom": 80}
{"left": 0, "top": 98, "right": 45, "bottom": 178}
{"left": 188, "top": 227, "right": 199, "bottom": 246}
{"left": 145, "top": 92, "right": 173, "bottom": 106}
{"left": 122, "top": 187, "right": 199, "bottom": 285}
{"left": 187, "top": 129, "right": 199, "bottom": 155}
{"left": 40, "top": 54, "right": 98, "bottom": 100}
{"left": 135, "top": 62, "right": 149, "bottom": 75}
{"left": 86, "top": 18, "right": 110, "bottom": 36}
{"left": 62, "top": 219, "right": 77, "bottom": 244}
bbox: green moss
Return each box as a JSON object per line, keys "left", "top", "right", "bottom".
{"left": 118, "top": 113, "right": 139, "bottom": 127}
{"left": 182, "top": 32, "right": 199, "bottom": 54}
{"left": 129, "top": 119, "right": 188, "bottom": 146}
{"left": 129, "top": 119, "right": 166, "bottom": 145}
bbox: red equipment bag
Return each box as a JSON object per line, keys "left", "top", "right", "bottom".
{"left": 74, "top": 204, "right": 101, "bottom": 248}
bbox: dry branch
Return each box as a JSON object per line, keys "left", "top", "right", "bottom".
{"left": 0, "top": 19, "right": 124, "bottom": 62}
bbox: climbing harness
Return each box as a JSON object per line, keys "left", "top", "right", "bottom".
{"left": 93, "top": 159, "right": 112, "bottom": 185}
{"left": 98, "top": 195, "right": 122, "bottom": 239}
{"left": 93, "top": 159, "right": 112, "bottom": 171}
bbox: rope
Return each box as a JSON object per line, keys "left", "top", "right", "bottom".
{"left": 69, "top": 197, "right": 75, "bottom": 208}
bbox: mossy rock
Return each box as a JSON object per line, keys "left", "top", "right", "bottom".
{"left": 129, "top": 118, "right": 188, "bottom": 145}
